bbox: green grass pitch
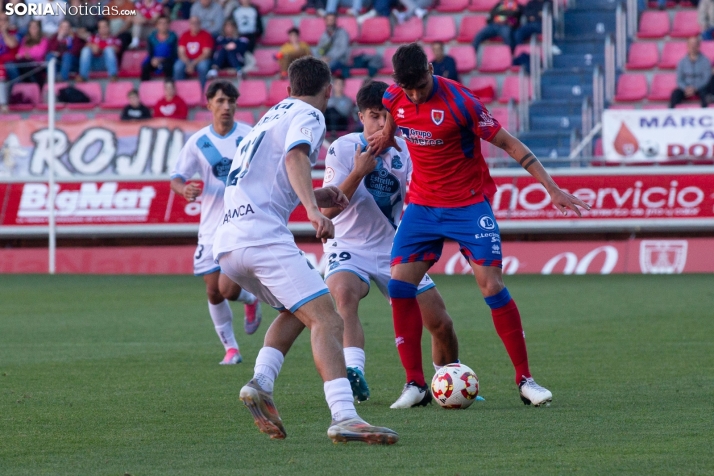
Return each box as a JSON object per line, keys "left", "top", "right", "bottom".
{"left": 1, "top": 274, "right": 713, "bottom": 475}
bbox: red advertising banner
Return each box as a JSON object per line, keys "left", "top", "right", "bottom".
{"left": 1, "top": 238, "right": 712, "bottom": 274}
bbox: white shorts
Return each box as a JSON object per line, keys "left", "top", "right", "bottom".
{"left": 218, "top": 241, "right": 329, "bottom": 313}
{"left": 194, "top": 243, "right": 220, "bottom": 276}
{"left": 323, "top": 248, "right": 436, "bottom": 299}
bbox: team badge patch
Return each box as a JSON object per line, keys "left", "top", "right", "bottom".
{"left": 324, "top": 167, "right": 335, "bottom": 183}
{"left": 431, "top": 109, "right": 445, "bottom": 126}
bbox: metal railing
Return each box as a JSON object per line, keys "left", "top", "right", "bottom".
{"left": 604, "top": 35, "right": 616, "bottom": 102}
{"left": 626, "top": 0, "right": 638, "bottom": 38}
{"left": 593, "top": 64, "right": 605, "bottom": 123}
{"left": 581, "top": 96, "right": 593, "bottom": 139}
{"left": 542, "top": 3, "right": 554, "bottom": 70}
{"left": 518, "top": 66, "right": 530, "bottom": 132}
{"left": 615, "top": 2, "right": 627, "bottom": 69}
{"left": 529, "top": 35, "right": 542, "bottom": 101}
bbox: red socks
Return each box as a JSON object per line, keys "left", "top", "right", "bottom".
{"left": 388, "top": 280, "right": 426, "bottom": 387}
{"left": 491, "top": 298, "right": 531, "bottom": 383}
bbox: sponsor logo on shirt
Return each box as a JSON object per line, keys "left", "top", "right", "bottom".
{"left": 431, "top": 109, "right": 445, "bottom": 126}
{"left": 397, "top": 127, "right": 444, "bottom": 146}
{"left": 300, "top": 127, "right": 313, "bottom": 140}
{"left": 222, "top": 204, "right": 255, "bottom": 223}
{"left": 492, "top": 244, "right": 501, "bottom": 254}
{"left": 480, "top": 111, "right": 495, "bottom": 128}
{"left": 475, "top": 232, "right": 501, "bottom": 242}
{"left": 397, "top": 108, "right": 405, "bottom": 119}
{"left": 324, "top": 166, "right": 335, "bottom": 183}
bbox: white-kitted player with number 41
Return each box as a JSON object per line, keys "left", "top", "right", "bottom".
{"left": 320, "top": 80, "right": 460, "bottom": 409}
{"left": 170, "top": 80, "right": 262, "bottom": 366}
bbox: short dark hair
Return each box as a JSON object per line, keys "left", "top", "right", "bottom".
{"left": 288, "top": 57, "right": 332, "bottom": 97}
{"left": 432, "top": 40, "right": 444, "bottom": 48}
{"left": 288, "top": 27, "right": 300, "bottom": 35}
{"left": 356, "top": 80, "right": 388, "bottom": 112}
{"left": 206, "top": 80, "right": 239, "bottom": 101}
{"left": 127, "top": 89, "right": 138, "bottom": 97}
{"left": 392, "top": 43, "right": 429, "bottom": 89}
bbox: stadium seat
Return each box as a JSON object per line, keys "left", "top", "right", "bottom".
{"left": 261, "top": 18, "right": 294, "bottom": 46}
{"left": 251, "top": 48, "right": 280, "bottom": 76}
{"left": 235, "top": 110, "right": 256, "bottom": 125}
{"left": 450, "top": 46, "right": 477, "bottom": 73}
{"left": 478, "top": 44, "right": 512, "bottom": 73}
{"left": 468, "top": 0, "right": 499, "bottom": 12}
{"left": 0, "top": 113, "right": 22, "bottom": 121}
{"left": 61, "top": 112, "right": 89, "bottom": 122}
{"left": 193, "top": 110, "right": 212, "bottom": 122}
{"left": 101, "top": 81, "right": 134, "bottom": 109}
{"left": 647, "top": 73, "right": 677, "bottom": 101}
{"left": 337, "top": 17, "right": 359, "bottom": 42}
{"left": 489, "top": 106, "right": 510, "bottom": 129}
{"left": 252, "top": 0, "right": 275, "bottom": 14}
{"left": 139, "top": 81, "right": 165, "bottom": 107}
{"left": 118, "top": 50, "right": 148, "bottom": 78}
{"left": 379, "top": 47, "right": 398, "bottom": 74}
{"left": 373, "top": 75, "right": 395, "bottom": 85}
{"left": 94, "top": 112, "right": 121, "bottom": 120}
{"left": 299, "top": 17, "right": 325, "bottom": 45}
{"left": 65, "top": 82, "right": 102, "bottom": 110}
{"left": 637, "top": 11, "right": 669, "bottom": 39}
{"left": 391, "top": 16, "right": 423, "bottom": 44}
{"left": 498, "top": 75, "right": 529, "bottom": 103}
{"left": 468, "top": 76, "right": 497, "bottom": 103}
{"left": 344, "top": 78, "right": 363, "bottom": 102}
{"left": 357, "top": 17, "right": 390, "bottom": 44}
{"left": 349, "top": 48, "right": 376, "bottom": 76}
{"left": 701, "top": 41, "right": 714, "bottom": 63}
{"left": 273, "top": 0, "right": 303, "bottom": 14}
{"left": 658, "top": 42, "right": 686, "bottom": 69}
{"left": 9, "top": 83, "right": 40, "bottom": 111}
{"left": 670, "top": 10, "right": 700, "bottom": 38}
{"left": 170, "top": 20, "right": 190, "bottom": 38}
{"left": 437, "top": 0, "right": 470, "bottom": 12}
{"left": 457, "top": 15, "right": 487, "bottom": 43}
{"left": 422, "top": 16, "right": 456, "bottom": 43}
{"left": 236, "top": 80, "right": 267, "bottom": 107}
{"left": 626, "top": 42, "right": 659, "bottom": 70}
{"left": 175, "top": 80, "right": 202, "bottom": 107}
{"left": 266, "top": 79, "right": 290, "bottom": 106}
{"left": 614, "top": 73, "right": 648, "bottom": 102}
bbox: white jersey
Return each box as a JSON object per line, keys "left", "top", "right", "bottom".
{"left": 171, "top": 122, "right": 252, "bottom": 245}
{"left": 214, "top": 98, "right": 326, "bottom": 257}
{"left": 323, "top": 133, "right": 411, "bottom": 253}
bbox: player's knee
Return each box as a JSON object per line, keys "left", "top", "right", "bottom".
{"left": 206, "top": 287, "right": 223, "bottom": 304}
{"left": 484, "top": 287, "right": 512, "bottom": 310}
{"left": 476, "top": 275, "right": 505, "bottom": 298}
{"left": 388, "top": 279, "right": 418, "bottom": 299}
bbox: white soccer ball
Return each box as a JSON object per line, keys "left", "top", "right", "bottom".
{"left": 431, "top": 363, "right": 479, "bottom": 409}
{"left": 641, "top": 140, "right": 660, "bottom": 158}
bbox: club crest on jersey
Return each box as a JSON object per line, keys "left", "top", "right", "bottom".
{"left": 431, "top": 109, "right": 445, "bottom": 126}
{"left": 301, "top": 127, "right": 313, "bottom": 140}
{"left": 391, "top": 155, "right": 403, "bottom": 169}
{"left": 397, "top": 108, "right": 405, "bottom": 119}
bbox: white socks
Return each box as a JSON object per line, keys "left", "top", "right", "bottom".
{"left": 343, "top": 347, "right": 365, "bottom": 374}
{"left": 235, "top": 288, "right": 256, "bottom": 304}
{"left": 324, "top": 378, "right": 358, "bottom": 422}
{"left": 253, "top": 347, "right": 284, "bottom": 393}
{"left": 208, "top": 300, "right": 237, "bottom": 351}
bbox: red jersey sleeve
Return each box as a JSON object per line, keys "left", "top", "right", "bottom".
{"left": 458, "top": 87, "right": 502, "bottom": 142}
{"left": 382, "top": 84, "right": 400, "bottom": 116}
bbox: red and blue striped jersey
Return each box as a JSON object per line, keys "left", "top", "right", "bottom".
{"left": 383, "top": 75, "right": 501, "bottom": 208}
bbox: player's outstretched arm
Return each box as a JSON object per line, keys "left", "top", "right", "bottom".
{"left": 285, "top": 143, "right": 335, "bottom": 242}
{"left": 321, "top": 145, "right": 377, "bottom": 219}
{"left": 170, "top": 177, "right": 201, "bottom": 202}
{"left": 366, "top": 112, "right": 402, "bottom": 155}
{"left": 490, "top": 128, "right": 591, "bottom": 217}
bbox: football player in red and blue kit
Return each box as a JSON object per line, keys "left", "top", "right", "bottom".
{"left": 368, "top": 43, "right": 590, "bottom": 408}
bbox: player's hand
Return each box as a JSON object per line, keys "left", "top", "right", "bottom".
{"left": 353, "top": 145, "right": 377, "bottom": 177}
{"left": 549, "top": 187, "right": 590, "bottom": 217}
{"left": 366, "top": 131, "right": 401, "bottom": 155}
{"left": 182, "top": 182, "right": 202, "bottom": 202}
{"left": 314, "top": 186, "right": 349, "bottom": 210}
{"left": 306, "top": 206, "right": 335, "bottom": 243}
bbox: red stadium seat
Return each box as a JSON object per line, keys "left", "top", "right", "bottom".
{"left": 479, "top": 44, "right": 512, "bottom": 72}
{"left": 379, "top": 47, "right": 398, "bottom": 74}
{"left": 469, "top": 0, "right": 499, "bottom": 12}
{"left": 101, "top": 81, "right": 134, "bottom": 109}
{"left": 357, "top": 17, "right": 391, "bottom": 44}
{"left": 193, "top": 110, "right": 213, "bottom": 122}
{"left": 299, "top": 17, "right": 325, "bottom": 45}
{"left": 488, "top": 106, "right": 509, "bottom": 129}
{"left": 236, "top": 80, "right": 267, "bottom": 107}
{"left": 94, "top": 112, "right": 121, "bottom": 120}
{"left": 647, "top": 73, "right": 677, "bottom": 101}
{"left": 498, "top": 75, "right": 529, "bottom": 103}
{"left": 637, "top": 11, "right": 669, "bottom": 39}
{"left": 468, "top": 76, "right": 497, "bottom": 103}
{"left": 437, "top": 0, "right": 470, "bottom": 12}
{"left": 373, "top": 75, "right": 395, "bottom": 85}
{"left": 234, "top": 110, "right": 255, "bottom": 125}
{"left": 170, "top": 20, "right": 190, "bottom": 38}
{"left": 349, "top": 48, "right": 376, "bottom": 76}
{"left": 449, "top": 45, "right": 477, "bottom": 73}
{"left": 614, "top": 73, "right": 648, "bottom": 102}
{"left": 273, "top": 0, "right": 302, "bottom": 14}
{"left": 118, "top": 50, "right": 148, "bottom": 78}
{"left": 252, "top": 0, "right": 275, "bottom": 14}
{"left": 61, "top": 112, "right": 89, "bottom": 122}
{"left": 261, "top": 18, "right": 294, "bottom": 46}
{"left": 457, "top": 15, "right": 487, "bottom": 43}
{"left": 139, "top": 81, "right": 165, "bottom": 107}
{"left": 658, "top": 42, "right": 686, "bottom": 69}
{"left": 671, "top": 10, "right": 700, "bottom": 38}
{"left": 266, "top": 79, "right": 290, "bottom": 106}
{"left": 251, "top": 48, "right": 280, "bottom": 76}
{"left": 39, "top": 82, "right": 67, "bottom": 110}
{"left": 337, "top": 17, "right": 359, "bottom": 42}
{"left": 0, "top": 113, "right": 22, "bottom": 121}
{"left": 344, "top": 78, "right": 363, "bottom": 102}
{"left": 701, "top": 41, "right": 714, "bottom": 63}
{"left": 9, "top": 83, "right": 40, "bottom": 111}
{"left": 626, "top": 42, "right": 659, "bottom": 70}
{"left": 176, "top": 80, "right": 202, "bottom": 107}
{"left": 66, "top": 82, "right": 102, "bottom": 109}
{"left": 422, "top": 16, "right": 456, "bottom": 43}
{"left": 391, "top": 16, "right": 423, "bottom": 44}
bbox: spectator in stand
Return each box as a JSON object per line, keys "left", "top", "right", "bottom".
{"left": 472, "top": 0, "right": 522, "bottom": 53}
{"left": 130, "top": 0, "right": 165, "bottom": 50}
{"left": 326, "top": 0, "right": 367, "bottom": 17}
{"left": 121, "top": 89, "right": 152, "bottom": 120}
{"left": 46, "top": 20, "right": 83, "bottom": 81}
{"left": 106, "top": 0, "right": 136, "bottom": 54}
{"left": 276, "top": 27, "right": 311, "bottom": 77}
{"left": 8, "top": 1, "right": 31, "bottom": 37}
{"left": 167, "top": 0, "right": 194, "bottom": 19}
{"left": 191, "top": 0, "right": 225, "bottom": 37}
{"left": 514, "top": 0, "right": 550, "bottom": 47}
{"left": 699, "top": 0, "right": 714, "bottom": 40}
{"left": 670, "top": 36, "right": 711, "bottom": 108}
{"left": 357, "top": 0, "right": 399, "bottom": 24}
{"left": 6, "top": 20, "right": 48, "bottom": 89}
{"left": 207, "top": 18, "right": 251, "bottom": 79}
{"left": 174, "top": 16, "right": 214, "bottom": 89}
{"left": 154, "top": 79, "right": 188, "bottom": 119}
{"left": 65, "top": 0, "right": 98, "bottom": 40}
{"left": 430, "top": 41, "right": 458, "bottom": 82}
{"left": 0, "top": 13, "right": 19, "bottom": 72}
{"left": 232, "top": 0, "right": 263, "bottom": 53}
{"left": 33, "top": 0, "right": 65, "bottom": 36}
{"left": 303, "top": 0, "right": 328, "bottom": 16}
{"left": 78, "top": 18, "right": 120, "bottom": 81}
{"left": 316, "top": 13, "right": 351, "bottom": 78}
{"left": 325, "top": 76, "right": 354, "bottom": 132}
{"left": 393, "top": 0, "right": 432, "bottom": 23}
{"left": 141, "top": 16, "right": 178, "bottom": 80}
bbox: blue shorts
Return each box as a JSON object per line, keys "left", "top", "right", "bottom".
{"left": 391, "top": 201, "right": 503, "bottom": 268}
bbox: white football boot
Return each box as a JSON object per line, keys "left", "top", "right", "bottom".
{"left": 518, "top": 377, "right": 553, "bottom": 407}
{"left": 327, "top": 418, "right": 399, "bottom": 445}
{"left": 390, "top": 381, "right": 432, "bottom": 409}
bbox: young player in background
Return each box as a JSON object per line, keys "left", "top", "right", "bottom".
{"left": 321, "top": 80, "right": 460, "bottom": 408}
{"left": 368, "top": 43, "right": 591, "bottom": 407}
{"left": 214, "top": 58, "right": 398, "bottom": 444}
{"left": 170, "top": 80, "right": 262, "bottom": 366}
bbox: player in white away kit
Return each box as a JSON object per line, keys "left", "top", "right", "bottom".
{"left": 321, "top": 81, "right": 459, "bottom": 408}
{"left": 170, "top": 80, "right": 262, "bottom": 366}
{"left": 214, "top": 58, "right": 398, "bottom": 444}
